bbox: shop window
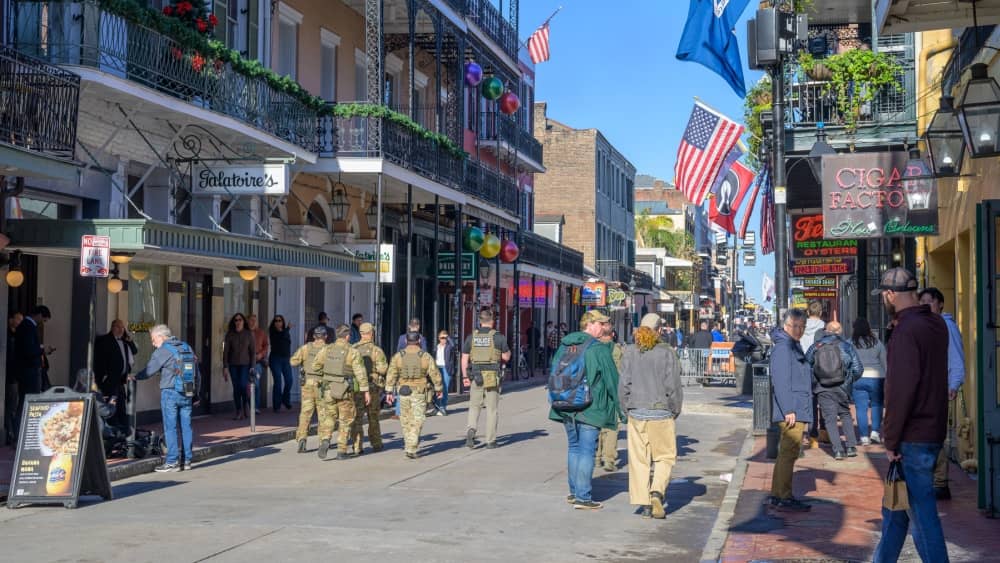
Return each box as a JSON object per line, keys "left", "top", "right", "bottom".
{"left": 127, "top": 264, "right": 165, "bottom": 372}
{"left": 224, "top": 274, "right": 252, "bottom": 321}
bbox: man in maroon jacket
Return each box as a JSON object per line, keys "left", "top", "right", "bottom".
{"left": 871, "top": 268, "right": 949, "bottom": 563}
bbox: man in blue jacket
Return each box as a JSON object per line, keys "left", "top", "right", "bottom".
{"left": 806, "top": 321, "right": 864, "bottom": 460}
{"left": 768, "top": 308, "right": 811, "bottom": 511}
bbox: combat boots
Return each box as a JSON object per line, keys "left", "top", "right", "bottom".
{"left": 297, "top": 439, "right": 307, "bottom": 453}
{"left": 466, "top": 428, "right": 476, "bottom": 448}
{"left": 318, "top": 439, "right": 330, "bottom": 459}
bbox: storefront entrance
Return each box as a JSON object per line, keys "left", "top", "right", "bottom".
{"left": 978, "top": 202, "right": 1000, "bottom": 516}
{"left": 181, "top": 269, "right": 212, "bottom": 415}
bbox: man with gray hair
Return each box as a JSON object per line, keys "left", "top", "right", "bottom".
{"left": 768, "top": 308, "right": 812, "bottom": 511}
{"left": 131, "top": 324, "right": 199, "bottom": 473}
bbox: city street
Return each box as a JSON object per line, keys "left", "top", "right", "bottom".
{"left": 1, "top": 385, "right": 751, "bottom": 563}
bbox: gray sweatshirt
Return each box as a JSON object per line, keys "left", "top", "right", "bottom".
{"left": 618, "top": 343, "right": 683, "bottom": 419}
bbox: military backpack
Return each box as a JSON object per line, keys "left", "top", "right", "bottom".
{"left": 354, "top": 342, "right": 378, "bottom": 390}
{"left": 469, "top": 329, "right": 501, "bottom": 388}
{"left": 322, "top": 342, "right": 354, "bottom": 399}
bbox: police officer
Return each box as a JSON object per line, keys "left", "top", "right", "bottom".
{"left": 290, "top": 325, "right": 329, "bottom": 453}
{"left": 351, "top": 322, "right": 388, "bottom": 455}
{"left": 386, "top": 331, "right": 442, "bottom": 459}
{"left": 311, "top": 324, "right": 369, "bottom": 460}
{"left": 462, "top": 310, "right": 511, "bottom": 449}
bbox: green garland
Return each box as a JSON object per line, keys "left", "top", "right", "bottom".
{"left": 59, "top": 0, "right": 466, "bottom": 160}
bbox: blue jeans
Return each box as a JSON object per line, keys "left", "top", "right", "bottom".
{"left": 253, "top": 362, "right": 265, "bottom": 409}
{"left": 434, "top": 365, "right": 450, "bottom": 411}
{"left": 874, "top": 442, "right": 948, "bottom": 563}
{"left": 852, "top": 378, "right": 884, "bottom": 437}
{"left": 270, "top": 355, "right": 293, "bottom": 409}
{"left": 229, "top": 365, "right": 250, "bottom": 412}
{"left": 161, "top": 389, "right": 193, "bottom": 465}
{"left": 563, "top": 419, "right": 600, "bottom": 502}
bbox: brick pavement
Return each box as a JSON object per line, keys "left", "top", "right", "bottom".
{"left": 720, "top": 435, "right": 997, "bottom": 562}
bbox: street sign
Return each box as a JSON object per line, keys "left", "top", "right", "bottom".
{"left": 437, "top": 252, "right": 476, "bottom": 280}
{"left": 79, "top": 235, "right": 110, "bottom": 278}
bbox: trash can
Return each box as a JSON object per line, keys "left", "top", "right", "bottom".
{"left": 751, "top": 363, "right": 771, "bottom": 436}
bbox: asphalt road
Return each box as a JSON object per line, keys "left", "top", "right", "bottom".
{"left": 0, "top": 385, "right": 752, "bottom": 563}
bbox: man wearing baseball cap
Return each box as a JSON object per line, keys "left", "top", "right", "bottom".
{"left": 871, "top": 267, "right": 950, "bottom": 562}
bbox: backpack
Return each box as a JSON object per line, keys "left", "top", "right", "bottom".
{"left": 812, "top": 341, "right": 845, "bottom": 387}
{"left": 547, "top": 338, "right": 596, "bottom": 411}
{"left": 161, "top": 340, "right": 197, "bottom": 398}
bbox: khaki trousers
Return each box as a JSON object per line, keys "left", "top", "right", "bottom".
{"left": 595, "top": 426, "right": 620, "bottom": 466}
{"left": 771, "top": 421, "right": 806, "bottom": 500}
{"left": 627, "top": 417, "right": 677, "bottom": 506}
{"left": 466, "top": 382, "right": 500, "bottom": 443}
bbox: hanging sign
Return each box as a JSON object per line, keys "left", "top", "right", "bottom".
{"left": 743, "top": 252, "right": 756, "bottom": 266}
{"left": 797, "top": 276, "right": 837, "bottom": 288}
{"left": 803, "top": 288, "right": 838, "bottom": 299}
{"left": 791, "top": 257, "right": 856, "bottom": 276}
{"left": 791, "top": 214, "right": 859, "bottom": 259}
{"left": 581, "top": 282, "right": 607, "bottom": 306}
{"left": 7, "top": 388, "right": 112, "bottom": 509}
{"left": 79, "top": 235, "right": 110, "bottom": 278}
{"left": 191, "top": 162, "right": 289, "bottom": 195}
{"left": 438, "top": 252, "right": 477, "bottom": 280}
{"left": 345, "top": 244, "right": 394, "bottom": 283}
{"left": 821, "top": 152, "right": 939, "bottom": 239}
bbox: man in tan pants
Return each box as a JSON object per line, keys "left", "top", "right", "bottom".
{"left": 462, "top": 310, "right": 511, "bottom": 449}
{"left": 618, "top": 315, "right": 683, "bottom": 519}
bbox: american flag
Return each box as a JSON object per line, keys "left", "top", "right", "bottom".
{"left": 760, "top": 175, "right": 775, "bottom": 255}
{"left": 527, "top": 23, "right": 550, "bottom": 64}
{"left": 675, "top": 102, "right": 743, "bottom": 206}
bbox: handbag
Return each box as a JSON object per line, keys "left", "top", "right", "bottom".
{"left": 883, "top": 460, "right": 909, "bottom": 511}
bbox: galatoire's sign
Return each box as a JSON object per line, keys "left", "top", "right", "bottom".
{"left": 820, "top": 152, "right": 939, "bottom": 239}
{"left": 191, "top": 163, "right": 289, "bottom": 195}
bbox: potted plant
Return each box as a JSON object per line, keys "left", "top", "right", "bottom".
{"left": 797, "top": 48, "right": 903, "bottom": 133}
{"left": 743, "top": 76, "right": 772, "bottom": 171}
{"left": 798, "top": 52, "right": 832, "bottom": 81}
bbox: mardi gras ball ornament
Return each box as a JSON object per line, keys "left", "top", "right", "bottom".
{"left": 498, "top": 91, "right": 520, "bottom": 115}
{"left": 462, "top": 226, "right": 484, "bottom": 252}
{"left": 464, "top": 61, "right": 483, "bottom": 87}
{"left": 480, "top": 233, "right": 501, "bottom": 259}
{"left": 481, "top": 77, "right": 504, "bottom": 101}
{"left": 499, "top": 239, "right": 520, "bottom": 263}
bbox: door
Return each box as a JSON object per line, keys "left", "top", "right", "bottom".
{"left": 977, "top": 201, "right": 1000, "bottom": 516}
{"left": 181, "top": 269, "right": 212, "bottom": 415}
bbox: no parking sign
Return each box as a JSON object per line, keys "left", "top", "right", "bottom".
{"left": 79, "top": 235, "right": 110, "bottom": 277}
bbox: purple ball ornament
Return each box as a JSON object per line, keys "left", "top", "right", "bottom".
{"left": 464, "top": 61, "right": 483, "bottom": 87}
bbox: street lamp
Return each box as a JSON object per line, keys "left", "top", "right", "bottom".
{"left": 957, "top": 63, "right": 1000, "bottom": 158}
{"left": 237, "top": 265, "right": 260, "bottom": 282}
{"left": 922, "top": 96, "right": 966, "bottom": 177}
{"left": 807, "top": 123, "right": 837, "bottom": 182}
{"left": 107, "top": 267, "right": 124, "bottom": 294}
{"left": 329, "top": 182, "right": 349, "bottom": 222}
{"left": 110, "top": 252, "right": 135, "bottom": 264}
{"left": 5, "top": 250, "right": 23, "bottom": 288}
{"left": 903, "top": 148, "right": 934, "bottom": 210}
{"left": 365, "top": 201, "right": 378, "bottom": 231}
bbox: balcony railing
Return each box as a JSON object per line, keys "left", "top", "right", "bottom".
{"left": 518, "top": 127, "right": 543, "bottom": 165}
{"left": 467, "top": 160, "right": 519, "bottom": 216}
{"left": 13, "top": 1, "right": 317, "bottom": 151}
{"left": 520, "top": 231, "right": 584, "bottom": 279}
{"left": 0, "top": 45, "right": 79, "bottom": 159}
{"left": 785, "top": 63, "right": 913, "bottom": 129}
{"left": 467, "top": 0, "right": 518, "bottom": 60}
{"left": 478, "top": 111, "right": 544, "bottom": 166}
{"left": 596, "top": 260, "right": 653, "bottom": 291}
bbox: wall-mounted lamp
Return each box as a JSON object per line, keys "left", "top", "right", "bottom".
{"left": 107, "top": 266, "right": 124, "bottom": 294}
{"left": 330, "top": 181, "right": 349, "bottom": 222}
{"left": 110, "top": 252, "right": 135, "bottom": 265}
{"left": 5, "top": 250, "right": 23, "bottom": 288}
{"left": 237, "top": 265, "right": 261, "bottom": 282}
{"left": 365, "top": 202, "right": 378, "bottom": 231}
{"left": 129, "top": 265, "right": 149, "bottom": 281}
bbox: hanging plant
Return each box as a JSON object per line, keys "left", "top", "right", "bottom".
{"left": 797, "top": 48, "right": 903, "bottom": 133}
{"left": 743, "top": 76, "right": 771, "bottom": 172}
{"left": 797, "top": 52, "right": 832, "bottom": 81}
{"left": 162, "top": 1, "right": 216, "bottom": 37}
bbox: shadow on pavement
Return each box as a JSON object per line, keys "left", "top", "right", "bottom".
{"left": 496, "top": 429, "right": 548, "bottom": 447}
{"left": 666, "top": 476, "right": 708, "bottom": 515}
{"left": 592, "top": 471, "right": 629, "bottom": 503}
{"left": 194, "top": 446, "right": 281, "bottom": 469}
{"left": 717, "top": 394, "right": 753, "bottom": 409}
{"left": 112, "top": 479, "right": 186, "bottom": 500}
{"left": 677, "top": 435, "right": 699, "bottom": 458}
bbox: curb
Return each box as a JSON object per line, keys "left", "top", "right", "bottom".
{"left": 3, "top": 377, "right": 547, "bottom": 499}
{"left": 699, "top": 417, "right": 757, "bottom": 563}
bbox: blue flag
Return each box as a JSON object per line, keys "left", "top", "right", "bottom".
{"left": 675, "top": 0, "right": 750, "bottom": 98}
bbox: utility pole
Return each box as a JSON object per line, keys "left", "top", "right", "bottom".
{"left": 771, "top": 48, "right": 788, "bottom": 312}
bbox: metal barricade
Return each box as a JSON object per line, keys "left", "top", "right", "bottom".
{"left": 678, "top": 348, "right": 708, "bottom": 387}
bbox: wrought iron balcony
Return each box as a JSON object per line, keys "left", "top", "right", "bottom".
{"left": 466, "top": 0, "right": 518, "bottom": 60}
{"left": 466, "top": 159, "right": 519, "bottom": 216}
{"left": 518, "top": 127, "right": 543, "bottom": 166}
{"left": 478, "top": 111, "right": 543, "bottom": 166}
{"left": 0, "top": 45, "right": 79, "bottom": 159}
{"left": 13, "top": 0, "right": 317, "bottom": 152}
{"left": 520, "top": 231, "right": 584, "bottom": 280}
{"left": 596, "top": 260, "right": 652, "bottom": 291}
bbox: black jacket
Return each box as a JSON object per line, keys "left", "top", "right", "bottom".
{"left": 94, "top": 332, "right": 138, "bottom": 391}
{"left": 14, "top": 318, "right": 42, "bottom": 373}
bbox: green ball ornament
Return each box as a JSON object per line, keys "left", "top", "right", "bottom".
{"left": 463, "top": 226, "right": 484, "bottom": 252}
{"left": 480, "top": 233, "right": 501, "bottom": 259}
{"left": 481, "top": 77, "right": 504, "bottom": 101}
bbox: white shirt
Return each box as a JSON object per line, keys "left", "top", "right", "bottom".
{"left": 436, "top": 346, "right": 447, "bottom": 367}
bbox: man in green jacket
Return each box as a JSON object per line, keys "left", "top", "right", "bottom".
{"left": 549, "top": 309, "right": 623, "bottom": 510}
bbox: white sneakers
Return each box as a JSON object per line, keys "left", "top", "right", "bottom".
{"left": 870, "top": 431, "right": 881, "bottom": 444}
{"left": 860, "top": 437, "right": 871, "bottom": 446}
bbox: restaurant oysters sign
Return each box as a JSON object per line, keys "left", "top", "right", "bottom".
{"left": 192, "top": 163, "right": 289, "bottom": 195}
{"left": 820, "top": 152, "right": 938, "bottom": 239}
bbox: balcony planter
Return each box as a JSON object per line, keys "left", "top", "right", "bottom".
{"left": 797, "top": 49, "right": 902, "bottom": 134}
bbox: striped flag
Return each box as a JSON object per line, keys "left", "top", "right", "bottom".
{"left": 527, "top": 23, "right": 551, "bottom": 64}
{"left": 760, "top": 177, "right": 775, "bottom": 256}
{"left": 738, "top": 163, "right": 767, "bottom": 240}
{"left": 674, "top": 102, "right": 743, "bottom": 206}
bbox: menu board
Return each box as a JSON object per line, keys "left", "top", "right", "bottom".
{"left": 7, "top": 388, "right": 112, "bottom": 509}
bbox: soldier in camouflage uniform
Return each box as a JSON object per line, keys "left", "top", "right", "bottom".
{"left": 386, "top": 331, "right": 442, "bottom": 459}
{"left": 290, "top": 326, "right": 330, "bottom": 453}
{"left": 311, "top": 324, "right": 369, "bottom": 460}
{"left": 595, "top": 328, "right": 624, "bottom": 472}
{"left": 350, "top": 322, "right": 388, "bottom": 455}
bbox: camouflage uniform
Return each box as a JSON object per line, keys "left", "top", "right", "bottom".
{"left": 350, "top": 339, "right": 388, "bottom": 453}
{"left": 290, "top": 341, "right": 328, "bottom": 442}
{"left": 596, "top": 341, "right": 623, "bottom": 469}
{"left": 386, "top": 345, "right": 442, "bottom": 456}
{"left": 311, "top": 339, "right": 369, "bottom": 456}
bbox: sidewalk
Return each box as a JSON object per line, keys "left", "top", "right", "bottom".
{"left": 720, "top": 435, "right": 996, "bottom": 562}
{"left": 1, "top": 375, "right": 546, "bottom": 499}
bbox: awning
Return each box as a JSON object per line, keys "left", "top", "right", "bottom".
{"left": 662, "top": 257, "right": 694, "bottom": 268}
{"left": 6, "top": 219, "right": 359, "bottom": 279}
{"left": 0, "top": 143, "right": 80, "bottom": 182}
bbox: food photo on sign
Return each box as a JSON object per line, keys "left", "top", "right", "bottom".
{"left": 820, "top": 151, "right": 939, "bottom": 239}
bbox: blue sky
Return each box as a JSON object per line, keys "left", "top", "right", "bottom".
{"left": 520, "top": 0, "right": 774, "bottom": 303}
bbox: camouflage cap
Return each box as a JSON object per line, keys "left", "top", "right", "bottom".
{"left": 359, "top": 322, "right": 374, "bottom": 334}
{"left": 871, "top": 267, "right": 918, "bottom": 295}
{"left": 335, "top": 324, "right": 351, "bottom": 339}
{"left": 581, "top": 309, "right": 611, "bottom": 325}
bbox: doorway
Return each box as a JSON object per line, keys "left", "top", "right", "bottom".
{"left": 181, "top": 268, "right": 212, "bottom": 415}
{"left": 977, "top": 201, "right": 1000, "bottom": 516}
